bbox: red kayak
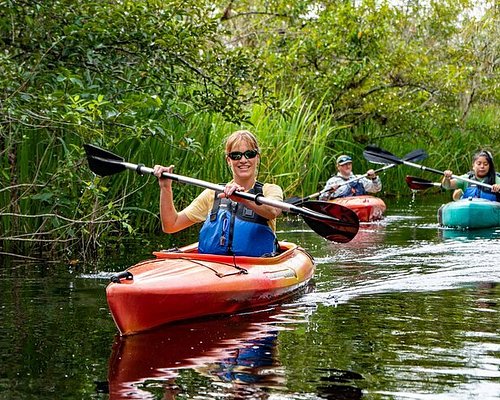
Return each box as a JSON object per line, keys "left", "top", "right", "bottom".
{"left": 106, "top": 242, "right": 315, "bottom": 335}
{"left": 331, "top": 195, "right": 386, "bottom": 222}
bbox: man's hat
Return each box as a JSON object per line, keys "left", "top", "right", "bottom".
{"left": 336, "top": 155, "right": 352, "bottom": 165}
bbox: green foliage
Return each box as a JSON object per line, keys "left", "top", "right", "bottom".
{"left": 1, "top": 0, "right": 267, "bottom": 145}
{"left": 0, "top": 0, "right": 265, "bottom": 259}
{"left": 1, "top": 0, "right": 498, "bottom": 260}
{"left": 223, "top": 0, "right": 498, "bottom": 141}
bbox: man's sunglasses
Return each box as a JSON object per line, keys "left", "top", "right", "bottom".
{"left": 227, "top": 150, "right": 259, "bottom": 161}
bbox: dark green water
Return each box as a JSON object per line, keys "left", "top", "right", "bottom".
{"left": 1, "top": 195, "right": 499, "bottom": 399}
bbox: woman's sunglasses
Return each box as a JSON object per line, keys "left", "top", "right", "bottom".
{"left": 227, "top": 150, "right": 259, "bottom": 161}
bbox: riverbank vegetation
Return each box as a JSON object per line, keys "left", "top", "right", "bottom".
{"left": 1, "top": 0, "right": 498, "bottom": 260}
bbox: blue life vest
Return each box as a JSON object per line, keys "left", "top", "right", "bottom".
{"left": 335, "top": 178, "right": 367, "bottom": 198}
{"left": 198, "top": 182, "right": 278, "bottom": 257}
{"left": 461, "top": 172, "right": 498, "bottom": 202}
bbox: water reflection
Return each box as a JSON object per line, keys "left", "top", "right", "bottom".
{"left": 292, "top": 199, "right": 500, "bottom": 400}
{"left": 313, "top": 368, "right": 364, "bottom": 399}
{"left": 108, "top": 309, "right": 296, "bottom": 399}
{"left": 335, "top": 222, "right": 387, "bottom": 247}
{"left": 106, "top": 305, "right": 367, "bottom": 400}
{"left": 308, "top": 239, "right": 500, "bottom": 308}
{"left": 3, "top": 196, "right": 500, "bottom": 399}
{"left": 439, "top": 227, "right": 500, "bottom": 241}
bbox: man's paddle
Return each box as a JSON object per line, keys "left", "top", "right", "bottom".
{"left": 286, "top": 148, "right": 428, "bottom": 205}
{"left": 84, "top": 144, "right": 359, "bottom": 243}
{"left": 363, "top": 145, "right": 495, "bottom": 190}
{"left": 405, "top": 176, "right": 442, "bottom": 190}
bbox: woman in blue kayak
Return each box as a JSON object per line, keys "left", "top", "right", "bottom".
{"left": 152, "top": 130, "right": 283, "bottom": 257}
{"left": 319, "top": 154, "right": 382, "bottom": 200}
{"left": 442, "top": 150, "right": 500, "bottom": 201}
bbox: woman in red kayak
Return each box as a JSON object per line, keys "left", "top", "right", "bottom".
{"left": 442, "top": 150, "right": 500, "bottom": 201}
{"left": 153, "top": 130, "right": 283, "bottom": 256}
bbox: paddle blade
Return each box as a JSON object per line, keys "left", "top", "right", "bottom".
{"left": 405, "top": 175, "right": 441, "bottom": 190}
{"left": 300, "top": 201, "right": 359, "bottom": 243}
{"left": 84, "top": 144, "right": 126, "bottom": 177}
{"left": 403, "top": 149, "right": 428, "bottom": 163}
{"left": 363, "top": 145, "right": 402, "bottom": 165}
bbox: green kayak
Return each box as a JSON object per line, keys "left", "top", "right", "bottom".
{"left": 438, "top": 198, "right": 500, "bottom": 229}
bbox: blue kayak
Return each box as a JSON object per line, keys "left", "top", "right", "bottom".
{"left": 438, "top": 198, "right": 500, "bottom": 229}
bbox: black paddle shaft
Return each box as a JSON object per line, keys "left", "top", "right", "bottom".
{"left": 84, "top": 144, "right": 360, "bottom": 243}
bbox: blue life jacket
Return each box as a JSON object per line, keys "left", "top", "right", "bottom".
{"left": 335, "top": 178, "right": 367, "bottom": 198}
{"left": 461, "top": 172, "right": 498, "bottom": 202}
{"left": 198, "top": 182, "right": 278, "bottom": 257}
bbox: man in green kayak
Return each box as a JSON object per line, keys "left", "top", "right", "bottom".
{"left": 442, "top": 150, "right": 500, "bottom": 201}
{"left": 153, "top": 130, "right": 283, "bottom": 257}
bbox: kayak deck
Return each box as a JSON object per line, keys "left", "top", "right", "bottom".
{"left": 106, "top": 242, "right": 315, "bottom": 335}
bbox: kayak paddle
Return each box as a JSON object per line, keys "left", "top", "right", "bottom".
{"left": 286, "top": 148, "right": 428, "bottom": 205}
{"left": 84, "top": 144, "right": 359, "bottom": 243}
{"left": 363, "top": 145, "right": 495, "bottom": 190}
{"left": 405, "top": 176, "right": 442, "bottom": 190}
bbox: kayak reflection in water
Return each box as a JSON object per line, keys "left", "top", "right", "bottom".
{"left": 106, "top": 313, "right": 283, "bottom": 399}
{"left": 199, "top": 334, "right": 280, "bottom": 384}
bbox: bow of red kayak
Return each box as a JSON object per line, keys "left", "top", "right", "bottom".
{"left": 331, "top": 195, "right": 386, "bottom": 222}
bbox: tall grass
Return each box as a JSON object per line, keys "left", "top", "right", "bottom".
{"left": 248, "top": 95, "right": 337, "bottom": 197}
{"left": 1, "top": 93, "right": 499, "bottom": 259}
